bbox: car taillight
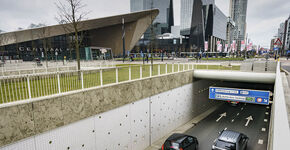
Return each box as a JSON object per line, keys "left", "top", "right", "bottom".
{"left": 179, "top": 148, "right": 183, "bottom": 150}
{"left": 161, "top": 144, "right": 164, "bottom": 150}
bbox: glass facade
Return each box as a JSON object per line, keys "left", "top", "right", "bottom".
{"left": 0, "top": 30, "right": 112, "bottom": 61}
{"left": 179, "top": 0, "right": 227, "bottom": 51}
{"left": 230, "top": 0, "right": 248, "bottom": 41}
{"left": 180, "top": 0, "right": 194, "bottom": 36}
{"left": 212, "top": 6, "right": 227, "bottom": 40}
{"left": 130, "top": 0, "right": 174, "bottom": 39}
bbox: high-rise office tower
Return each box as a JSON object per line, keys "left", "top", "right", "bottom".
{"left": 180, "top": 0, "right": 227, "bottom": 51}
{"left": 230, "top": 0, "right": 248, "bottom": 45}
{"left": 130, "top": 0, "right": 174, "bottom": 39}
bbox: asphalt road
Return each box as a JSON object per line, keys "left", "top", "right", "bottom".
{"left": 185, "top": 102, "right": 271, "bottom": 150}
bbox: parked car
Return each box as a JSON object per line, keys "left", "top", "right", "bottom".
{"left": 161, "top": 133, "right": 198, "bottom": 150}
{"left": 212, "top": 130, "right": 249, "bottom": 150}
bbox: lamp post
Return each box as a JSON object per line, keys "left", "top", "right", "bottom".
{"left": 122, "top": 18, "right": 125, "bottom": 63}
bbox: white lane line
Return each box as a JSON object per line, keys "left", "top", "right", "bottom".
{"left": 261, "top": 128, "right": 266, "bottom": 132}
{"left": 258, "top": 139, "right": 264, "bottom": 145}
{"left": 231, "top": 119, "right": 234, "bottom": 123}
{"left": 224, "top": 127, "right": 228, "bottom": 130}
{"left": 237, "top": 113, "right": 240, "bottom": 116}
{"left": 264, "top": 119, "right": 268, "bottom": 122}
{"left": 241, "top": 107, "right": 244, "bottom": 110}
{"left": 266, "top": 106, "right": 270, "bottom": 109}
{"left": 265, "top": 112, "right": 269, "bottom": 115}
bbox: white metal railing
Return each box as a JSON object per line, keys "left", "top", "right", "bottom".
{"left": 0, "top": 63, "right": 242, "bottom": 106}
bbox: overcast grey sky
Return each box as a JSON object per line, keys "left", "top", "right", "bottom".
{"left": 0, "top": 0, "right": 289, "bottom": 48}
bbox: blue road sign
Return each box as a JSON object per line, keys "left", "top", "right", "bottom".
{"left": 274, "top": 47, "right": 279, "bottom": 51}
{"left": 209, "top": 87, "right": 270, "bottom": 105}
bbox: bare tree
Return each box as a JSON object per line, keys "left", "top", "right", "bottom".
{"left": 55, "top": 0, "right": 89, "bottom": 71}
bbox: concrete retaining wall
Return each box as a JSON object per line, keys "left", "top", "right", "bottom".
{"left": 0, "top": 73, "right": 221, "bottom": 150}
{"left": 0, "top": 71, "right": 200, "bottom": 147}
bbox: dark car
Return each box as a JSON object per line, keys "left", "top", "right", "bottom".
{"left": 162, "top": 133, "right": 198, "bottom": 150}
{"left": 212, "top": 130, "right": 249, "bottom": 150}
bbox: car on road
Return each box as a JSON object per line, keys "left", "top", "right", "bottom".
{"left": 212, "top": 130, "right": 249, "bottom": 150}
{"left": 161, "top": 133, "right": 199, "bottom": 150}
{"left": 227, "top": 101, "right": 240, "bottom": 106}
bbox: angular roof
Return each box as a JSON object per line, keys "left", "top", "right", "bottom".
{"left": 0, "top": 9, "right": 159, "bottom": 46}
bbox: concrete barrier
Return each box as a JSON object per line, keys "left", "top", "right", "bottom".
{"left": 253, "top": 61, "right": 266, "bottom": 72}
{"left": 268, "top": 61, "right": 290, "bottom": 150}
{"left": 0, "top": 71, "right": 196, "bottom": 147}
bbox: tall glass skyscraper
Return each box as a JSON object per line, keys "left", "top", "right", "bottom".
{"left": 230, "top": 0, "right": 248, "bottom": 42}
{"left": 180, "top": 0, "right": 227, "bottom": 51}
{"left": 180, "top": 0, "right": 226, "bottom": 39}
{"left": 130, "top": 0, "right": 174, "bottom": 39}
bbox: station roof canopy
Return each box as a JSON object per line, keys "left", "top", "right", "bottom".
{"left": 0, "top": 9, "right": 159, "bottom": 47}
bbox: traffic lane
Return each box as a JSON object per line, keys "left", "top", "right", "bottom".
{"left": 226, "top": 103, "right": 270, "bottom": 150}
{"left": 185, "top": 102, "right": 270, "bottom": 150}
{"left": 185, "top": 103, "right": 245, "bottom": 149}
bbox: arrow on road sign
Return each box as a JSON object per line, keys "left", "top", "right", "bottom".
{"left": 245, "top": 116, "right": 253, "bottom": 126}
{"left": 216, "top": 112, "right": 227, "bottom": 122}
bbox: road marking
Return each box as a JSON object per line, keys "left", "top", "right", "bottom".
{"left": 231, "top": 119, "right": 234, "bottom": 122}
{"left": 237, "top": 113, "right": 240, "bottom": 116}
{"left": 241, "top": 107, "right": 244, "bottom": 110}
{"left": 266, "top": 106, "right": 270, "bottom": 109}
{"left": 245, "top": 116, "right": 253, "bottom": 126}
{"left": 261, "top": 128, "right": 266, "bottom": 132}
{"left": 265, "top": 112, "right": 269, "bottom": 115}
{"left": 264, "top": 119, "right": 268, "bottom": 122}
{"left": 216, "top": 112, "right": 227, "bottom": 122}
{"left": 258, "top": 139, "right": 264, "bottom": 144}
{"left": 224, "top": 127, "right": 228, "bottom": 130}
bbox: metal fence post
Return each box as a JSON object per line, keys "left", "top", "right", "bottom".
{"left": 116, "top": 68, "right": 118, "bottom": 83}
{"left": 100, "top": 69, "right": 103, "bottom": 86}
{"left": 57, "top": 72, "right": 61, "bottom": 93}
{"left": 129, "top": 66, "right": 131, "bottom": 81}
{"left": 140, "top": 65, "right": 142, "bottom": 79}
{"left": 150, "top": 65, "right": 152, "bottom": 77}
{"left": 165, "top": 63, "right": 168, "bottom": 74}
{"left": 183, "top": 64, "right": 185, "bottom": 71}
{"left": 158, "top": 64, "right": 160, "bottom": 75}
{"left": 81, "top": 71, "right": 84, "bottom": 89}
{"left": 27, "top": 76, "right": 32, "bottom": 99}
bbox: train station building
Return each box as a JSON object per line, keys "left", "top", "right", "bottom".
{"left": 0, "top": 9, "right": 158, "bottom": 61}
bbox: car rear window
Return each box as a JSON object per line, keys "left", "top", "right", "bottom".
{"left": 164, "top": 141, "right": 179, "bottom": 150}
{"left": 216, "top": 140, "right": 236, "bottom": 150}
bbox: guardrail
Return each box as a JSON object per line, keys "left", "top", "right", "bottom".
{"left": 0, "top": 60, "right": 116, "bottom": 76}
{"left": 268, "top": 61, "right": 290, "bottom": 150}
{"left": 0, "top": 63, "right": 241, "bottom": 106}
